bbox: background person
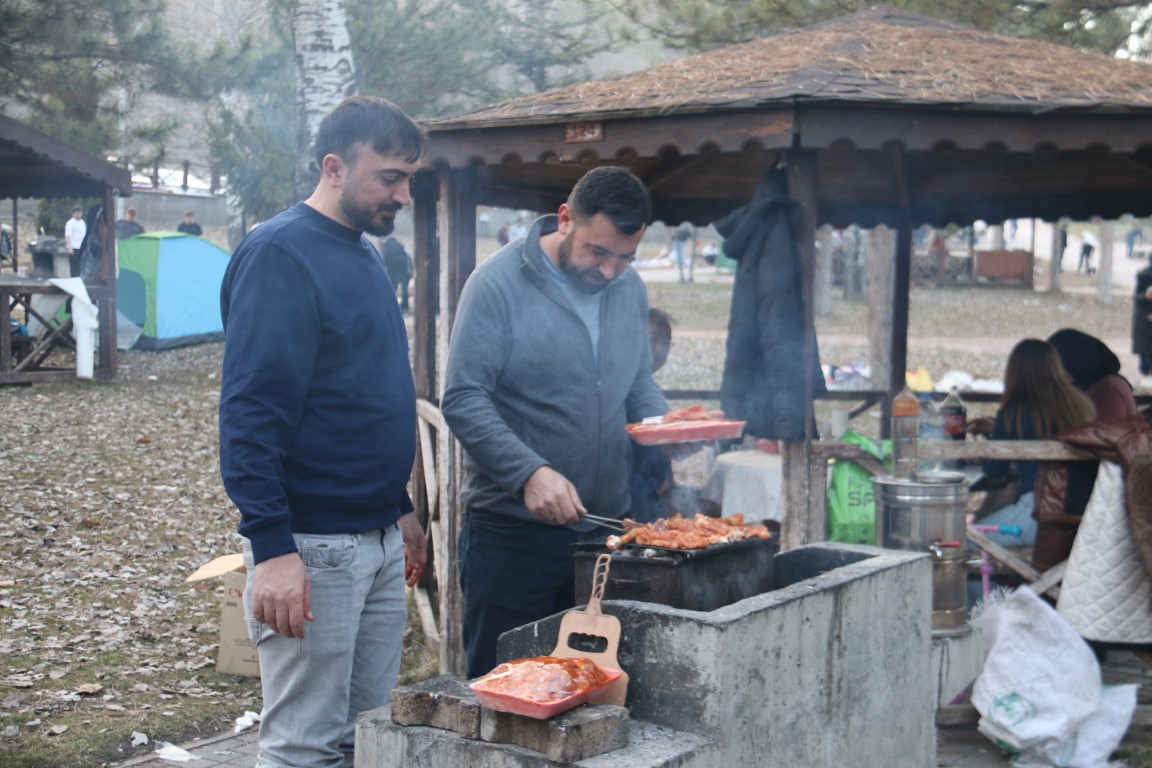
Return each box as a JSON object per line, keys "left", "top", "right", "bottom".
{"left": 218, "top": 96, "right": 427, "bottom": 768}
{"left": 975, "top": 338, "right": 1096, "bottom": 548}
{"left": 115, "top": 207, "right": 145, "bottom": 240}
{"left": 1047, "top": 328, "right": 1137, "bottom": 421}
{"left": 1126, "top": 224, "right": 1144, "bottom": 260}
{"left": 671, "top": 220, "right": 694, "bottom": 282}
{"left": 1034, "top": 328, "right": 1139, "bottom": 571}
{"left": 177, "top": 211, "right": 203, "bottom": 236}
{"left": 1078, "top": 227, "right": 1099, "bottom": 274}
{"left": 381, "top": 235, "right": 412, "bottom": 312}
{"left": 441, "top": 166, "right": 665, "bottom": 678}
{"left": 64, "top": 205, "right": 86, "bottom": 276}
{"left": 1134, "top": 253, "right": 1152, "bottom": 380}
{"left": 0, "top": 223, "right": 13, "bottom": 269}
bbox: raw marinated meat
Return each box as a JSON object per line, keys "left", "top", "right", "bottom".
{"left": 470, "top": 656, "right": 608, "bottom": 703}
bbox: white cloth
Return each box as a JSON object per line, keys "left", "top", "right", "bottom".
{"left": 1056, "top": 461, "right": 1152, "bottom": 644}
{"left": 47, "top": 278, "right": 98, "bottom": 379}
{"left": 701, "top": 450, "right": 782, "bottom": 521}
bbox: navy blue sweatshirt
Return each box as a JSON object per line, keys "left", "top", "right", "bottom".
{"left": 219, "top": 203, "right": 415, "bottom": 565}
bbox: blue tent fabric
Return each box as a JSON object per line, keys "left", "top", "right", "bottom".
{"left": 116, "top": 231, "right": 229, "bottom": 350}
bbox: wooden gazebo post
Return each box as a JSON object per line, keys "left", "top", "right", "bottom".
{"left": 782, "top": 148, "right": 826, "bottom": 549}
{"left": 92, "top": 188, "right": 118, "bottom": 381}
{"left": 432, "top": 164, "right": 477, "bottom": 675}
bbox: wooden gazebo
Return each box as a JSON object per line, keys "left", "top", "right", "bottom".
{"left": 0, "top": 112, "right": 130, "bottom": 383}
{"left": 407, "top": 7, "right": 1152, "bottom": 671}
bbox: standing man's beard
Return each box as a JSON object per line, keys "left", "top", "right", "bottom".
{"left": 341, "top": 195, "right": 401, "bottom": 237}
{"left": 558, "top": 234, "right": 610, "bottom": 294}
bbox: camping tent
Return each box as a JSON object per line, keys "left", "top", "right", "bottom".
{"left": 116, "top": 232, "right": 229, "bottom": 350}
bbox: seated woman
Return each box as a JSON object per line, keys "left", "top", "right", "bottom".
{"left": 1033, "top": 329, "right": 1139, "bottom": 571}
{"left": 1047, "top": 328, "right": 1138, "bottom": 420}
{"left": 976, "top": 338, "right": 1096, "bottom": 547}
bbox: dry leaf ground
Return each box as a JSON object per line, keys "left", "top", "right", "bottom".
{"left": 0, "top": 261, "right": 1145, "bottom": 766}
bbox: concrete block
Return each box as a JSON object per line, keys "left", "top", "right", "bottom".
{"left": 356, "top": 709, "right": 715, "bottom": 768}
{"left": 480, "top": 704, "right": 629, "bottom": 764}
{"left": 389, "top": 675, "right": 481, "bottom": 738}
{"left": 500, "top": 543, "right": 937, "bottom": 768}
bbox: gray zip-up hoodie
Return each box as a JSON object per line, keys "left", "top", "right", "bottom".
{"left": 441, "top": 215, "right": 666, "bottom": 529}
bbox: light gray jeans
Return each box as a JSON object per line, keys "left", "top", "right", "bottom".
{"left": 242, "top": 526, "right": 406, "bottom": 768}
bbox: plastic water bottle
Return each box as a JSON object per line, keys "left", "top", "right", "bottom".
{"left": 918, "top": 393, "right": 943, "bottom": 472}
{"left": 891, "top": 387, "right": 919, "bottom": 478}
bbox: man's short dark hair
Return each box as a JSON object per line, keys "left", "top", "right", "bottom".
{"left": 72, "top": 206, "right": 82, "bottom": 213}
{"left": 314, "top": 96, "right": 427, "bottom": 170}
{"left": 567, "top": 166, "right": 651, "bottom": 236}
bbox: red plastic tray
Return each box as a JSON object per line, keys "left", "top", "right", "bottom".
{"left": 626, "top": 419, "right": 746, "bottom": 446}
{"left": 470, "top": 666, "right": 623, "bottom": 720}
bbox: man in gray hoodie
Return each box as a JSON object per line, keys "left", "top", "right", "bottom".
{"left": 442, "top": 167, "right": 667, "bottom": 677}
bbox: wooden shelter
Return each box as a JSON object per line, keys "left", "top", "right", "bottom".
{"left": 0, "top": 112, "right": 130, "bottom": 383}
{"left": 408, "top": 7, "right": 1152, "bottom": 672}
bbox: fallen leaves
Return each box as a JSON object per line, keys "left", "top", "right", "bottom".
{"left": 0, "top": 343, "right": 261, "bottom": 764}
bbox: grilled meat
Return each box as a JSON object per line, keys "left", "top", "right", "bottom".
{"left": 606, "top": 513, "right": 771, "bottom": 550}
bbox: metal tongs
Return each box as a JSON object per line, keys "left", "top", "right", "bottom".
{"left": 581, "top": 513, "right": 642, "bottom": 532}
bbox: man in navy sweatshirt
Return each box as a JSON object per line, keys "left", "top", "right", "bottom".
{"left": 218, "top": 96, "right": 427, "bottom": 768}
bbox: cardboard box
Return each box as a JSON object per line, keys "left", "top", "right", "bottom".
{"left": 186, "top": 554, "right": 261, "bottom": 678}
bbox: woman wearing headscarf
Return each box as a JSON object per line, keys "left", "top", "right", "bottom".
{"left": 1033, "top": 329, "right": 1139, "bottom": 571}
{"left": 1047, "top": 328, "right": 1137, "bottom": 420}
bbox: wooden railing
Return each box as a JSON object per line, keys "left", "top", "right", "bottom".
{"left": 411, "top": 399, "right": 444, "bottom": 663}
{"left": 411, "top": 388, "right": 1139, "bottom": 673}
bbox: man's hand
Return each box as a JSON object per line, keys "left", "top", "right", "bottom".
{"left": 397, "top": 512, "right": 427, "bottom": 587}
{"left": 967, "top": 416, "right": 995, "bottom": 439}
{"left": 250, "top": 552, "right": 312, "bottom": 639}
{"left": 523, "top": 466, "right": 586, "bottom": 526}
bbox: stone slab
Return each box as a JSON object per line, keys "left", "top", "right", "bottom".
{"left": 390, "top": 675, "right": 480, "bottom": 739}
{"left": 480, "top": 704, "right": 629, "bottom": 764}
{"left": 356, "top": 707, "right": 714, "bottom": 768}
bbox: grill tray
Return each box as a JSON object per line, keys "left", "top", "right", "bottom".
{"left": 573, "top": 535, "right": 778, "bottom": 612}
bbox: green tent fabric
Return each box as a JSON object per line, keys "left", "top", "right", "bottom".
{"left": 115, "top": 231, "right": 230, "bottom": 350}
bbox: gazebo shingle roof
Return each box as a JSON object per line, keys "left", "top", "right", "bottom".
{"left": 428, "top": 7, "right": 1152, "bottom": 128}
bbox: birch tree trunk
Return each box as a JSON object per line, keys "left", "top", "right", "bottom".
{"left": 291, "top": 0, "right": 357, "bottom": 200}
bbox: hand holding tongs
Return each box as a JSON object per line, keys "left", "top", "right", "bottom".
{"left": 581, "top": 513, "right": 642, "bottom": 532}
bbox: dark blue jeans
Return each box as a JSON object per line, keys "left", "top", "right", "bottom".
{"left": 459, "top": 509, "right": 599, "bottom": 678}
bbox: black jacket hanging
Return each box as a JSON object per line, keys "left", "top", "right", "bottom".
{"left": 714, "top": 169, "right": 825, "bottom": 440}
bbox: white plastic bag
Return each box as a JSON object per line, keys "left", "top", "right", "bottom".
{"left": 969, "top": 587, "right": 1137, "bottom": 767}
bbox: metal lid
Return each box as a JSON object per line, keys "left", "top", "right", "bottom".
{"left": 915, "top": 470, "right": 966, "bottom": 485}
